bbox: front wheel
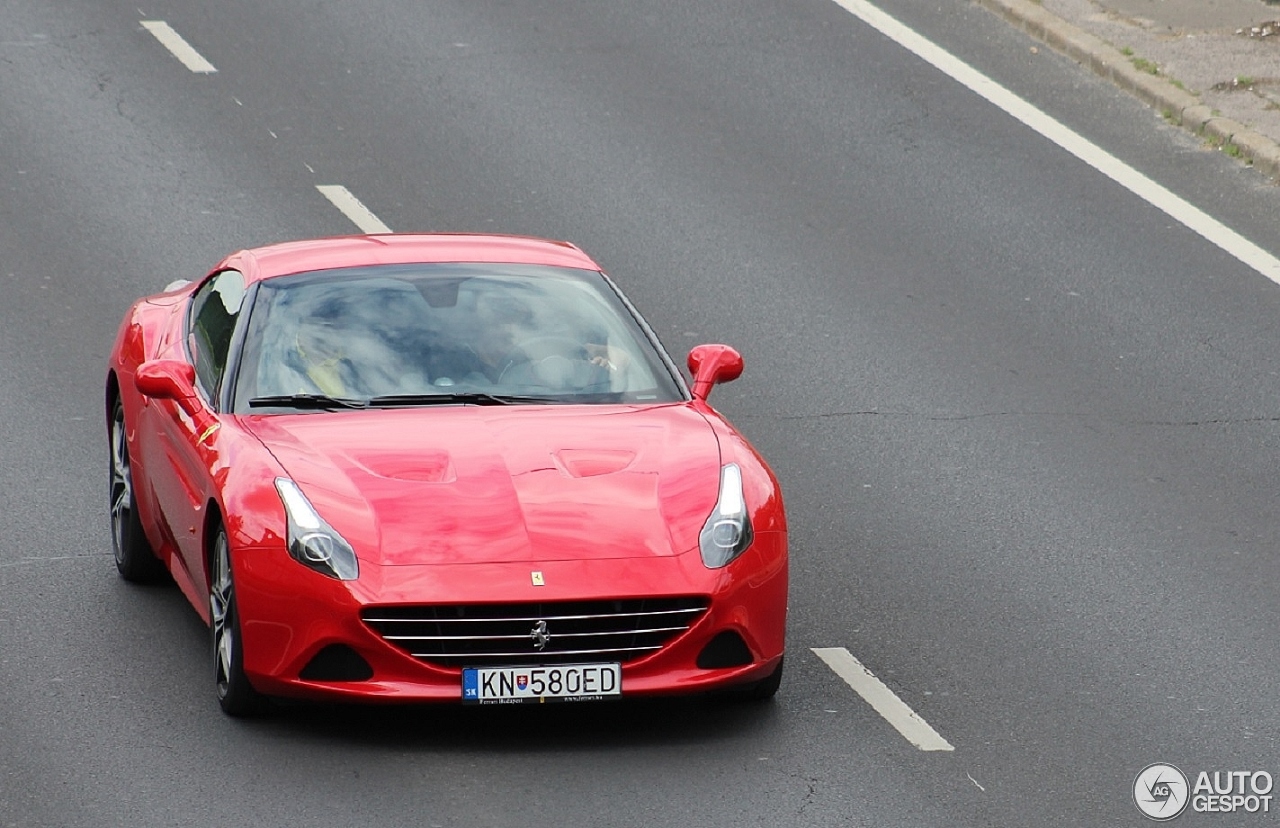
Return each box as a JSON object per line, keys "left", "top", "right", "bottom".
{"left": 109, "top": 396, "right": 164, "bottom": 583}
{"left": 210, "top": 527, "right": 266, "bottom": 716}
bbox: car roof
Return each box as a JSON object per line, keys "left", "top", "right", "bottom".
{"left": 229, "top": 234, "right": 601, "bottom": 283}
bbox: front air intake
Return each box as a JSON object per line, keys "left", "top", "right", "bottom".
{"left": 696, "top": 630, "right": 754, "bottom": 669}
{"left": 299, "top": 644, "right": 374, "bottom": 682}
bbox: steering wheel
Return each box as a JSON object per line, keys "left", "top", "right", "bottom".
{"left": 498, "top": 334, "right": 592, "bottom": 387}
{"left": 503, "top": 334, "right": 584, "bottom": 363}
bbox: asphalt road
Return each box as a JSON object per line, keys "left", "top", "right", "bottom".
{"left": 3, "top": 0, "right": 1280, "bottom": 826}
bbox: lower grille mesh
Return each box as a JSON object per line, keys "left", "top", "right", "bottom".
{"left": 362, "top": 597, "right": 709, "bottom": 668}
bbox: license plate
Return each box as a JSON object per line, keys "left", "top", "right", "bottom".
{"left": 461, "top": 663, "right": 622, "bottom": 704}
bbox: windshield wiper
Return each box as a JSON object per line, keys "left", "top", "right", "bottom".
{"left": 367, "top": 392, "right": 560, "bottom": 407}
{"left": 248, "top": 393, "right": 368, "bottom": 410}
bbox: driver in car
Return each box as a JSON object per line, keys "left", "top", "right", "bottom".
{"left": 428, "top": 297, "right": 625, "bottom": 392}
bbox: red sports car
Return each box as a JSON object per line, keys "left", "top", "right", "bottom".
{"left": 107, "top": 234, "right": 787, "bottom": 715}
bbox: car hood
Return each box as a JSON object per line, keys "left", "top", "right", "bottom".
{"left": 242, "top": 404, "right": 721, "bottom": 565}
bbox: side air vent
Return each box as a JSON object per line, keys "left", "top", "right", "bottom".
{"left": 299, "top": 644, "right": 374, "bottom": 682}
{"left": 696, "top": 630, "right": 754, "bottom": 669}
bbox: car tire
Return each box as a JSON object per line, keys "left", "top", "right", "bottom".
{"left": 109, "top": 395, "right": 165, "bottom": 583}
{"left": 733, "top": 657, "right": 784, "bottom": 702}
{"left": 210, "top": 526, "right": 267, "bottom": 716}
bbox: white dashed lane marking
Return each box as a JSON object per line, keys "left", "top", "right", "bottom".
{"left": 812, "top": 647, "right": 955, "bottom": 752}
{"left": 140, "top": 21, "right": 217, "bottom": 74}
{"left": 830, "top": 0, "right": 1280, "bottom": 285}
{"left": 316, "top": 185, "right": 392, "bottom": 234}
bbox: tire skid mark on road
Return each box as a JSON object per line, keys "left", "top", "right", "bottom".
{"left": 813, "top": 647, "right": 955, "bottom": 752}
{"left": 830, "top": 0, "right": 1280, "bottom": 285}
{"left": 140, "top": 21, "right": 217, "bottom": 74}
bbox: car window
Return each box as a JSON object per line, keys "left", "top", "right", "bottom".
{"left": 234, "top": 263, "right": 683, "bottom": 409}
{"left": 187, "top": 269, "right": 246, "bottom": 405}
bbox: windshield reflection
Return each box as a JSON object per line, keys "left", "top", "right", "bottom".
{"left": 235, "top": 264, "right": 680, "bottom": 410}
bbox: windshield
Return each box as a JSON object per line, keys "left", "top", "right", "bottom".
{"left": 232, "top": 263, "right": 684, "bottom": 411}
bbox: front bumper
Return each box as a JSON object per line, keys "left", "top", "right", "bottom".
{"left": 234, "top": 531, "right": 787, "bottom": 702}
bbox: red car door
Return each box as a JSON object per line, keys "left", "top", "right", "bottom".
{"left": 142, "top": 269, "right": 247, "bottom": 610}
{"left": 143, "top": 389, "right": 218, "bottom": 605}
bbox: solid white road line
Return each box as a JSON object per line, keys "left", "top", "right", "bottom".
{"left": 812, "top": 647, "right": 955, "bottom": 752}
{"left": 140, "top": 21, "right": 217, "bottom": 74}
{"left": 316, "top": 185, "right": 393, "bottom": 234}
{"left": 830, "top": 0, "right": 1280, "bottom": 286}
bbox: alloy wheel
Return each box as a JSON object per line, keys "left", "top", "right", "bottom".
{"left": 211, "top": 531, "right": 235, "bottom": 700}
{"left": 109, "top": 407, "right": 132, "bottom": 565}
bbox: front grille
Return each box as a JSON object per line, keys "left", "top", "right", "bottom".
{"left": 361, "top": 597, "right": 710, "bottom": 668}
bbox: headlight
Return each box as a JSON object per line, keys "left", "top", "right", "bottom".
{"left": 699, "top": 463, "right": 754, "bottom": 568}
{"left": 274, "top": 477, "right": 359, "bottom": 581}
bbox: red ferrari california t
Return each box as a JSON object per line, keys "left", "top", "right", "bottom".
{"left": 106, "top": 234, "right": 787, "bottom": 715}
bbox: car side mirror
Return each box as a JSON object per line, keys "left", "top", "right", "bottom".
{"left": 687, "top": 344, "right": 744, "bottom": 402}
{"left": 135, "top": 360, "right": 201, "bottom": 417}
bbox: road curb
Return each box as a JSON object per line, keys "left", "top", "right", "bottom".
{"left": 972, "top": 0, "right": 1280, "bottom": 183}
